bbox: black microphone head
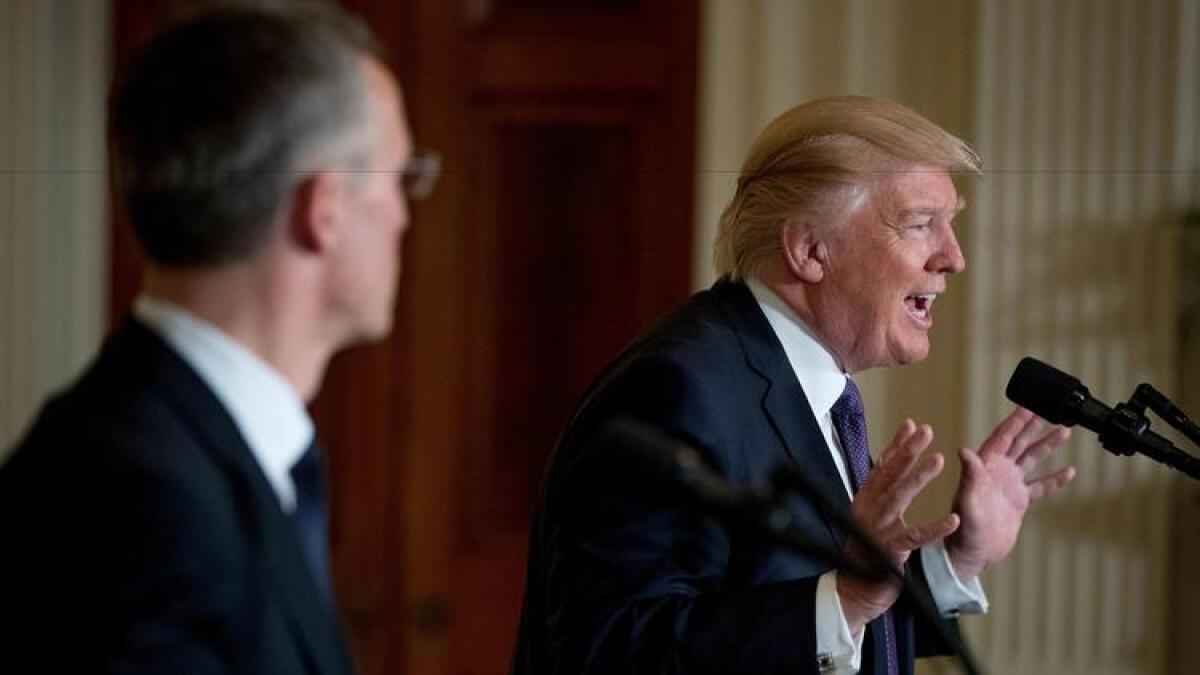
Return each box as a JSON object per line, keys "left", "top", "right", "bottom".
{"left": 1005, "top": 357, "right": 1086, "bottom": 426}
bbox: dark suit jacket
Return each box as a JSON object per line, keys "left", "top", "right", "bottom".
{"left": 512, "top": 279, "right": 954, "bottom": 675}
{"left": 0, "top": 318, "right": 353, "bottom": 675}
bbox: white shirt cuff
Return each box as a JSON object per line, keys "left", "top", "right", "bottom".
{"left": 815, "top": 570, "right": 865, "bottom": 673}
{"left": 920, "top": 539, "right": 989, "bottom": 616}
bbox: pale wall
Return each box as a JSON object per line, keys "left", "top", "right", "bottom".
{"left": 0, "top": 0, "right": 109, "bottom": 453}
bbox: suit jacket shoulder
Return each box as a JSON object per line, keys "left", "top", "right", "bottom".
{"left": 0, "top": 317, "right": 351, "bottom": 675}
{"left": 515, "top": 280, "right": 842, "bottom": 675}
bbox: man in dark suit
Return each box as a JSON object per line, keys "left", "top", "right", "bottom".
{"left": 512, "top": 96, "right": 1076, "bottom": 674}
{"left": 0, "top": 4, "right": 436, "bottom": 673}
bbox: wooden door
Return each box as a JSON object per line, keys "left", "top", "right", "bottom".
{"left": 111, "top": 1, "right": 697, "bottom": 673}
{"left": 397, "top": 2, "right": 698, "bottom": 673}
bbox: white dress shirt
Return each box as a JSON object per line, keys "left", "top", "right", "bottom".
{"left": 134, "top": 295, "right": 314, "bottom": 512}
{"left": 746, "top": 279, "right": 987, "bottom": 673}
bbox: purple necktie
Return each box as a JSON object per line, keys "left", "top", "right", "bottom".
{"left": 831, "top": 377, "right": 899, "bottom": 675}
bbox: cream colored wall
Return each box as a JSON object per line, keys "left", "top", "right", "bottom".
{"left": 695, "top": 1, "right": 1199, "bottom": 673}
{"left": 0, "top": 0, "right": 110, "bottom": 453}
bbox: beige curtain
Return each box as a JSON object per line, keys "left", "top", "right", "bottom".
{"left": 0, "top": 0, "right": 109, "bottom": 453}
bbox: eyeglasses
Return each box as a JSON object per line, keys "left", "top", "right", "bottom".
{"left": 402, "top": 150, "right": 441, "bottom": 201}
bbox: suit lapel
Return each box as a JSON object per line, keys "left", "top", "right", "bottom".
{"left": 708, "top": 281, "right": 852, "bottom": 540}
{"left": 710, "top": 285, "right": 917, "bottom": 673}
{"left": 112, "top": 318, "right": 351, "bottom": 675}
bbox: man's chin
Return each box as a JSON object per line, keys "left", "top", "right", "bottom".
{"left": 339, "top": 314, "right": 394, "bottom": 350}
{"left": 363, "top": 317, "right": 394, "bottom": 343}
{"left": 890, "top": 339, "right": 930, "bottom": 366}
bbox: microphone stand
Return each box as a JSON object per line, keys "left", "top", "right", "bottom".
{"left": 666, "top": 450, "right": 984, "bottom": 674}
{"left": 1106, "top": 384, "right": 1200, "bottom": 481}
{"left": 1130, "top": 383, "right": 1200, "bottom": 448}
{"left": 605, "top": 418, "right": 986, "bottom": 674}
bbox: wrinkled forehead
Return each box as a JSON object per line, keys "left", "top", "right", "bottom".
{"left": 868, "top": 164, "right": 964, "bottom": 216}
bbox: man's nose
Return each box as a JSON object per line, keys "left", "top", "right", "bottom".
{"left": 930, "top": 228, "right": 966, "bottom": 274}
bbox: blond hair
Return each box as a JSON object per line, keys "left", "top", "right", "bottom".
{"left": 713, "top": 96, "right": 981, "bottom": 280}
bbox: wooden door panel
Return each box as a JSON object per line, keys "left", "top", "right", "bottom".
{"left": 484, "top": 122, "right": 639, "bottom": 523}
{"left": 452, "top": 117, "right": 651, "bottom": 675}
{"left": 475, "top": 40, "right": 664, "bottom": 94}
{"left": 493, "top": 0, "right": 641, "bottom": 9}
{"left": 473, "top": 0, "right": 650, "bottom": 33}
{"left": 330, "top": 0, "right": 697, "bottom": 671}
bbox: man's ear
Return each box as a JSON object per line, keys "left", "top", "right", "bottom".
{"left": 289, "top": 172, "right": 340, "bottom": 253}
{"left": 781, "top": 218, "right": 828, "bottom": 284}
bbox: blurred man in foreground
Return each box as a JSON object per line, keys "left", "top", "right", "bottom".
{"left": 513, "top": 96, "right": 1074, "bottom": 675}
{"left": 0, "top": 3, "right": 436, "bottom": 673}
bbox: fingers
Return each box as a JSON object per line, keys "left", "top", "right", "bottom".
{"left": 878, "top": 420, "right": 933, "bottom": 475}
{"left": 979, "top": 407, "right": 1035, "bottom": 459}
{"left": 1015, "top": 426, "right": 1072, "bottom": 472}
{"left": 900, "top": 512, "right": 960, "bottom": 550}
{"left": 863, "top": 421, "right": 938, "bottom": 515}
{"left": 884, "top": 451, "right": 945, "bottom": 518}
{"left": 864, "top": 423, "right": 937, "bottom": 518}
{"left": 853, "top": 419, "right": 953, "bottom": 560}
{"left": 881, "top": 418, "right": 919, "bottom": 462}
{"left": 1026, "top": 465, "right": 1076, "bottom": 501}
{"left": 958, "top": 446, "right": 983, "bottom": 480}
{"left": 1005, "top": 415, "right": 1045, "bottom": 459}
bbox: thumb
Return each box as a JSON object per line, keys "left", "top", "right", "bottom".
{"left": 959, "top": 447, "right": 984, "bottom": 481}
{"left": 905, "top": 512, "right": 960, "bottom": 549}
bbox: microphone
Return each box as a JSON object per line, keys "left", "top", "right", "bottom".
{"left": 1006, "top": 357, "right": 1200, "bottom": 479}
{"left": 1004, "top": 357, "right": 1111, "bottom": 428}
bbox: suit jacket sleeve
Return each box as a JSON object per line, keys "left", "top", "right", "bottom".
{"left": 535, "top": 355, "right": 825, "bottom": 675}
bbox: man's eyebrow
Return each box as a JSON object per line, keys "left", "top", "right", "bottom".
{"left": 896, "top": 197, "right": 968, "bottom": 219}
{"left": 895, "top": 207, "right": 943, "bottom": 219}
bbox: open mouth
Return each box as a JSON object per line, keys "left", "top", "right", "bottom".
{"left": 905, "top": 293, "right": 937, "bottom": 323}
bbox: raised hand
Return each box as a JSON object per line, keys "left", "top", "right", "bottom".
{"left": 946, "top": 407, "right": 1075, "bottom": 581}
{"left": 837, "top": 419, "right": 960, "bottom": 633}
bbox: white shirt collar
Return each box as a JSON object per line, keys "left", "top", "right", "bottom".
{"left": 745, "top": 278, "right": 848, "bottom": 420}
{"left": 133, "top": 294, "right": 313, "bottom": 511}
